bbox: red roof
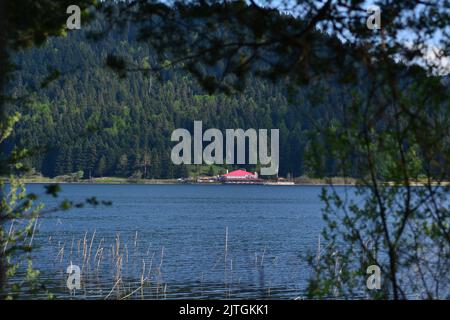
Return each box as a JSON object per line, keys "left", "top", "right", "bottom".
{"left": 222, "top": 170, "right": 255, "bottom": 177}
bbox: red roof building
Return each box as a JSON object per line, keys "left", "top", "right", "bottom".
{"left": 220, "top": 170, "right": 258, "bottom": 181}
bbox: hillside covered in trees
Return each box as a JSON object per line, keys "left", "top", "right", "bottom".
{"left": 6, "top": 23, "right": 347, "bottom": 180}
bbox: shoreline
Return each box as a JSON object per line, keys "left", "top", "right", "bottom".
{"left": 2, "top": 176, "right": 354, "bottom": 186}
{"left": 3, "top": 177, "right": 448, "bottom": 187}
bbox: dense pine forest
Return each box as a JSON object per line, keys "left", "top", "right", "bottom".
{"left": 6, "top": 24, "right": 346, "bottom": 180}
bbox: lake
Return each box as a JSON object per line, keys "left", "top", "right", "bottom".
{"left": 11, "top": 184, "right": 355, "bottom": 299}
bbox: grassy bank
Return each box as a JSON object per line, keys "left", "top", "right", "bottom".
{"left": 1, "top": 176, "right": 179, "bottom": 185}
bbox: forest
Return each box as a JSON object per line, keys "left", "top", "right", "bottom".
{"left": 6, "top": 22, "right": 374, "bottom": 179}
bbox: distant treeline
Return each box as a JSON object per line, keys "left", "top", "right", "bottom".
{"left": 7, "top": 23, "right": 351, "bottom": 179}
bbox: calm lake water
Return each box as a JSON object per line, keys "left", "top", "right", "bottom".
{"left": 13, "top": 184, "right": 356, "bottom": 299}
